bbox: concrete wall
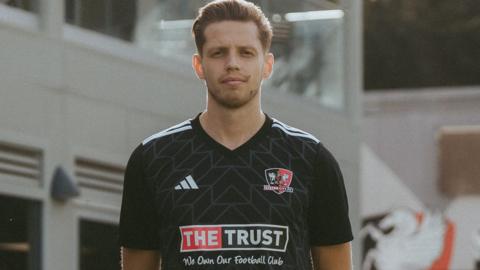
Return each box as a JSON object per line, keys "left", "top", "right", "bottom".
{"left": 363, "top": 87, "right": 480, "bottom": 210}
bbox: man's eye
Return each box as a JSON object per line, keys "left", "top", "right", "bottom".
{"left": 242, "top": 51, "right": 254, "bottom": 56}
{"left": 211, "top": 51, "right": 223, "bottom": 57}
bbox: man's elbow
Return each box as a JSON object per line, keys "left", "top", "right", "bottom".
{"left": 311, "top": 242, "right": 352, "bottom": 270}
{"left": 121, "top": 247, "right": 161, "bottom": 270}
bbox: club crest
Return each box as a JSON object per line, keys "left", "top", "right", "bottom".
{"left": 263, "top": 168, "right": 294, "bottom": 194}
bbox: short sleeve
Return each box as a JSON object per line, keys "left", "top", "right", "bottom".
{"left": 118, "top": 144, "right": 161, "bottom": 250}
{"left": 308, "top": 143, "right": 353, "bottom": 246}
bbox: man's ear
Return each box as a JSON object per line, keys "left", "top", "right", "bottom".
{"left": 192, "top": 54, "right": 205, "bottom": 80}
{"left": 262, "top": 53, "right": 274, "bottom": 79}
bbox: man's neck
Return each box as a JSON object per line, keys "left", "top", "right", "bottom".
{"left": 199, "top": 102, "right": 265, "bottom": 150}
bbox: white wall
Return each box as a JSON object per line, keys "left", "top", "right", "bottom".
{"left": 363, "top": 87, "right": 480, "bottom": 210}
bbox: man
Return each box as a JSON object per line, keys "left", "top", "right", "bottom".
{"left": 119, "top": 0, "right": 353, "bottom": 269}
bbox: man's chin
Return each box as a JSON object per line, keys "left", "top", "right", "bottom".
{"left": 215, "top": 98, "right": 248, "bottom": 109}
{"left": 207, "top": 88, "right": 259, "bottom": 109}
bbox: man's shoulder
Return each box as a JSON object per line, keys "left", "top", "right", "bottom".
{"left": 141, "top": 119, "right": 193, "bottom": 146}
{"left": 270, "top": 118, "right": 320, "bottom": 145}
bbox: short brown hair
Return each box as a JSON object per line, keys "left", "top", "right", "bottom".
{"left": 192, "top": 0, "right": 273, "bottom": 55}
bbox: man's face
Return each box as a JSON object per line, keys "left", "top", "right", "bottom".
{"left": 193, "top": 21, "right": 273, "bottom": 109}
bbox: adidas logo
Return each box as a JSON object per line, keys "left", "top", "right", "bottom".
{"left": 174, "top": 175, "right": 199, "bottom": 190}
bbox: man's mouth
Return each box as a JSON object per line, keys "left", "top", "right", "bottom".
{"left": 220, "top": 76, "right": 248, "bottom": 86}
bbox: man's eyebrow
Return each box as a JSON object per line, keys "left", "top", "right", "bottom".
{"left": 207, "top": 45, "right": 258, "bottom": 52}
{"left": 206, "top": 46, "right": 228, "bottom": 53}
{"left": 238, "top": 46, "right": 258, "bottom": 51}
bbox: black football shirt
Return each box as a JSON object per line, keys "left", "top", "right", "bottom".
{"left": 119, "top": 113, "right": 353, "bottom": 269}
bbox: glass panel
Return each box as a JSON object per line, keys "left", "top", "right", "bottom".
{"left": 63, "top": 0, "right": 346, "bottom": 109}
{"left": 134, "top": 0, "right": 345, "bottom": 109}
{"left": 0, "top": 195, "right": 41, "bottom": 270}
{"left": 135, "top": 0, "right": 342, "bottom": 55}
{"left": 364, "top": 0, "right": 480, "bottom": 89}
{"left": 79, "top": 219, "right": 120, "bottom": 270}
{"left": 65, "top": 0, "right": 136, "bottom": 41}
{"left": 0, "top": 0, "right": 38, "bottom": 12}
{"left": 265, "top": 12, "right": 345, "bottom": 109}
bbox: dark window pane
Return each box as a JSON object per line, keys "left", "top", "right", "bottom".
{"left": 79, "top": 219, "right": 120, "bottom": 270}
{"left": 364, "top": 0, "right": 480, "bottom": 90}
{"left": 1, "top": 0, "right": 38, "bottom": 12}
{"left": 65, "top": 0, "right": 76, "bottom": 24}
{"left": 65, "top": 0, "right": 137, "bottom": 41}
{"left": 79, "top": 0, "right": 107, "bottom": 32}
{"left": 111, "top": 0, "right": 137, "bottom": 41}
{"left": 0, "top": 195, "right": 41, "bottom": 270}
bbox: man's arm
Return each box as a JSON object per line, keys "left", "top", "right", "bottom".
{"left": 121, "top": 247, "right": 161, "bottom": 270}
{"left": 311, "top": 242, "right": 352, "bottom": 270}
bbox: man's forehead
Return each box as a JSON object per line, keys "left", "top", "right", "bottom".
{"left": 204, "top": 20, "right": 259, "bottom": 34}
{"left": 203, "top": 21, "right": 261, "bottom": 48}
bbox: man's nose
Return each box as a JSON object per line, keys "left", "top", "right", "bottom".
{"left": 225, "top": 54, "right": 240, "bottom": 71}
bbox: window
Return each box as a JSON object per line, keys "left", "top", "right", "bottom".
{"left": 265, "top": 11, "right": 345, "bottom": 110}
{"left": 62, "top": 0, "right": 348, "bottom": 109}
{"left": 364, "top": 0, "right": 480, "bottom": 90}
{"left": 134, "top": 0, "right": 346, "bottom": 109}
{"left": 0, "top": 195, "right": 41, "bottom": 270}
{"left": 0, "top": 0, "right": 38, "bottom": 12}
{"left": 79, "top": 219, "right": 120, "bottom": 270}
{"left": 65, "top": 0, "right": 137, "bottom": 41}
